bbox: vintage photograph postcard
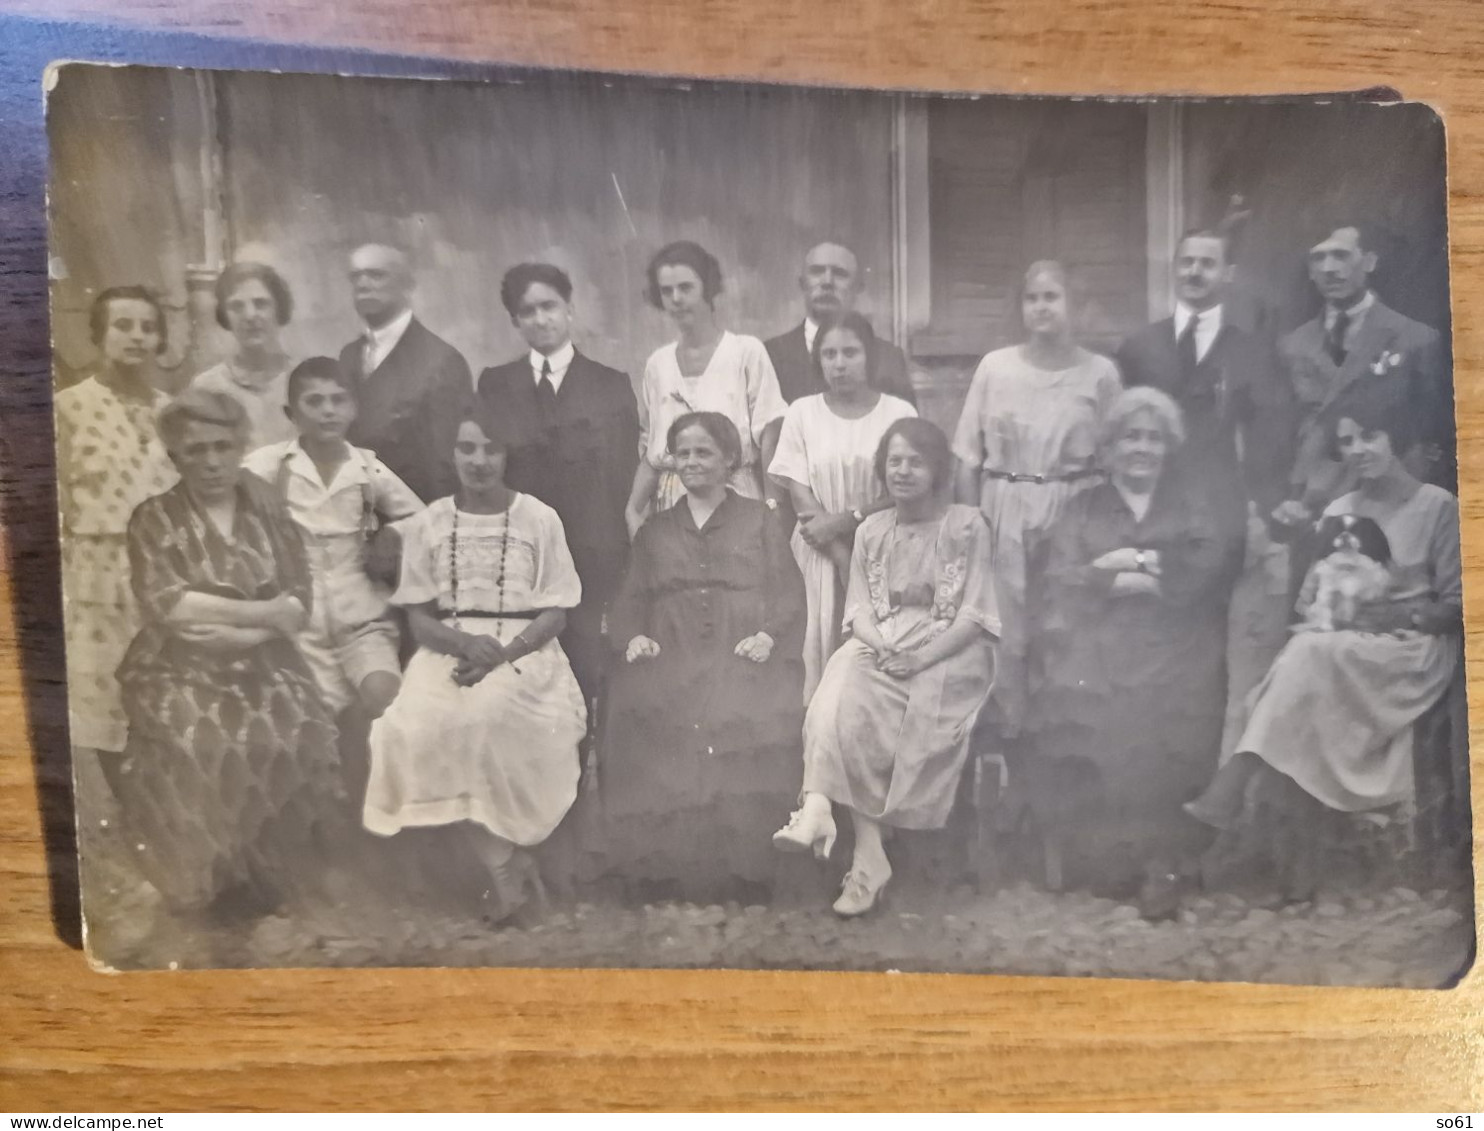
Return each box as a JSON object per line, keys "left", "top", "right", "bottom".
{"left": 47, "top": 61, "right": 1473, "bottom": 984}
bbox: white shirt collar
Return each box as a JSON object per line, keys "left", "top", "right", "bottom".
{"left": 1173, "top": 301, "right": 1223, "bottom": 362}
{"left": 803, "top": 317, "right": 820, "bottom": 353}
{"left": 1325, "top": 289, "right": 1374, "bottom": 330}
{"left": 363, "top": 307, "right": 415, "bottom": 373}
{"left": 278, "top": 437, "right": 369, "bottom": 491}
{"left": 529, "top": 340, "right": 576, "bottom": 393}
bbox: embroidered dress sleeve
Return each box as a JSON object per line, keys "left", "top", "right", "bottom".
{"left": 528, "top": 502, "right": 583, "bottom": 610}
{"left": 842, "top": 514, "right": 883, "bottom": 627}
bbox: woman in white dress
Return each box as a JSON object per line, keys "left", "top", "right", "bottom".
{"left": 951, "top": 259, "right": 1122, "bottom": 731}
{"left": 768, "top": 311, "right": 916, "bottom": 701}
{"left": 365, "top": 405, "right": 587, "bottom": 921}
{"left": 625, "top": 240, "right": 788, "bottom": 537}
{"left": 189, "top": 262, "right": 297, "bottom": 450}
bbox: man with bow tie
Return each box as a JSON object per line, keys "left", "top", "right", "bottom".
{"left": 338, "top": 242, "right": 472, "bottom": 503}
{"left": 1273, "top": 221, "right": 1448, "bottom": 529}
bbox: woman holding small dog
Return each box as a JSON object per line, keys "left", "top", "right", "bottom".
{"left": 1185, "top": 375, "right": 1462, "bottom": 899}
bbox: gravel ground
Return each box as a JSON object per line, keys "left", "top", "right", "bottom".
{"left": 85, "top": 851, "right": 1474, "bottom": 988}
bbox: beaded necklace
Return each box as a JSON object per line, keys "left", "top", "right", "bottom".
{"left": 449, "top": 493, "right": 513, "bottom": 632}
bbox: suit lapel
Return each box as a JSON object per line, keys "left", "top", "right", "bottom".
{"left": 794, "top": 323, "right": 822, "bottom": 395}
{"left": 1152, "top": 317, "right": 1183, "bottom": 390}
{"left": 373, "top": 316, "right": 422, "bottom": 383}
{"left": 1336, "top": 301, "right": 1400, "bottom": 386}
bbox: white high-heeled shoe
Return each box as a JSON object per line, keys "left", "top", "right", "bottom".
{"left": 832, "top": 861, "right": 892, "bottom": 918}
{"left": 771, "top": 802, "right": 837, "bottom": 860}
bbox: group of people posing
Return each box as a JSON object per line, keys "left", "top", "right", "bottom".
{"left": 59, "top": 222, "right": 1463, "bottom": 943}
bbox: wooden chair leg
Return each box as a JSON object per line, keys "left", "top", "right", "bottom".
{"left": 1044, "top": 831, "right": 1064, "bottom": 893}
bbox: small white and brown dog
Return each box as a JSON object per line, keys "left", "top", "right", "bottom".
{"left": 1296, "top": 513, "right": 1393, "bottom": 633}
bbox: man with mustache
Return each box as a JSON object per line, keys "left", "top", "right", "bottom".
{"left": 1116, "top": 230, "right": 1298, "bottom": 797}
{"left": 338, "top": 242, "right": 472, "bottom": 503}
{"left": 1116, "top": 227, "right": 1293, "bottom": 564}
{"left": 1273, "top": 221, "right": 1448, "bottom": 529}
{"left": 764, "top": 241, "right": 917, "bottom": 406}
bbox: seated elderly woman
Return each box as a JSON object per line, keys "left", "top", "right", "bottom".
{"left": 114, "top": 388, "right": 340, "bottom": 934}
{"left": 1021, "top": 387, "right": 1231, "bottom": 915}
{"left": 1185, "top": 375, "right": 1463, "bottom": 901}
{"left": 601, "top": 411, "right": 805, "bottom": 905}
{"left": 773, "top": 419, "right": 1000, "bottom": 917}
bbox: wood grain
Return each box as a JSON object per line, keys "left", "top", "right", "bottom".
{"left": 2, "top": 0, "right": 1483, "bottom": 1111}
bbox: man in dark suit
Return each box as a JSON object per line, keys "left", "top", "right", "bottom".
{"left": 1116, "top": 227, "right": 1294, "bottom": 562}
{"left": 339, "top": 243, "right": 472, "bottom": 503}
{"left": 475, "top": 262, "right": 640, "bottom": 707}
{"left": 764, "top": 241, "right": 917, "bottom": 406}
{"left": 1274, "top": 220, "right": 1449, "bottom": 528}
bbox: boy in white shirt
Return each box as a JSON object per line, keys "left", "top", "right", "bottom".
{"left": 245, "top": 357, "right": 423, "bottom": 721}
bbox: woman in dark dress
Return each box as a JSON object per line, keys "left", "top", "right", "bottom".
{"left": 1023, "top": 386, "right": 1228, "bottom": 914}
{"left": 601, "top": 411, "right": 806, "bottom": 903}
{"left": 115, "top": 389, "right": 340, "bottom": 932}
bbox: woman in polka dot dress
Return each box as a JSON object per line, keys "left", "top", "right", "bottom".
{"left": 55, "top": 286, "right": 178, "bottom": 782}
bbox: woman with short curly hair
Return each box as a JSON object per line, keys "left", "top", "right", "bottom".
{"left": 190, "top": 260, "right": 298, "bottom": 450}
{"left": 624, "top": 241, "right": 788, "bottom": 538}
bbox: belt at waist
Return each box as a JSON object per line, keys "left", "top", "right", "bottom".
{"left": 437, "top": 608, "right": 543, "bottom": 620}
{"left": 982, "top": 467, "right": 1104, "bottom": 485}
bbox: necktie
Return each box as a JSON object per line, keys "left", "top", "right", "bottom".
{"left": 1177, "top": 311, "right": 1200, "bottom": 380}
{"left": 362, "top": 333, "right": 377, "bottom": 376}
{"left": 536, "top": 358, "right": 558, "bottom": 425}
{"left": 1326, "top": 308, "right": 1351, "bottom": 366}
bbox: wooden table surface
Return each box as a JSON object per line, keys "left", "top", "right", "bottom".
{"left": 2, "top": 0, "right": 1483, "bottom": 1111}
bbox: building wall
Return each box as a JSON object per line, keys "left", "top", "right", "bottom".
{"left": 48, "top": 65, "right": 898, "bottom": 390}
{"left": 1180, "top": 100, "right": 1450, "bottom": 339}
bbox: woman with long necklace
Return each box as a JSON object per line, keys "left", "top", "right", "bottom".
{"left": 364, "top": 405, "right": 586, "bottom": 921}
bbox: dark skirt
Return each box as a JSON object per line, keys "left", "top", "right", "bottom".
{"left": 1024, "top": 624, "right": 1225, "bottom": 890}
{"left": 598, "top": 645, "right": 803, "bottom": 896}
{"left": 115, "top": 633, "right": 340, "bottom": 913}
